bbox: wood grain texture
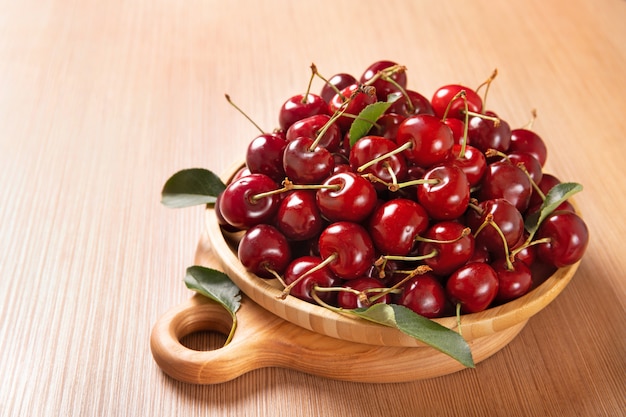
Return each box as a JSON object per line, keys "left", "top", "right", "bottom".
{"left": 1, "top": 0, "right": 625, "bottom": 416}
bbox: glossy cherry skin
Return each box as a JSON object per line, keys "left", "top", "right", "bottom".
{"left": 318, "top": 221, "right": 376, "bottom": 280}
{"left": 359, "top": 60, "right": 407, "bottom": 101}
{"left": 275, "top": 190, "right": 324, "bottom": 241}
{"left": 282, "top": 136, "right": 335, "bottom": 184}
{"left": 431, "top": 85, "right": 483, "bottom": 120}
{"left": 446, "top": 262, "right": 499, "bottom": 313}
{"left": 336, "top": 277, "right": 391, "bottom": 309}
{"left": 510, "top": 128, "right": 548, "bottom": 167}
{"left": 528, "top": 173, "right": 562, "bottom": 208}
{"left": 349, "top": 135, "right": 408, "bottom": 190}
{"left": 316, "top": 171, "right": 378, "bottom": 223}
{"left": 237, "top": 224, "right": 292, "bottom": 278}
{"left": 506, "top": 151, "right": 543, "bottom": 185}
{"left": 466, "top": 198, "right": 525, "bottom": 256}
{"left": 467, "top": 111, "right": 511, "bottom": 153}
{"left": 491, "top": 258, "right": 533, "bottom": 303}
{"left": 417, "top": 164, "right": 470, "bottom": 220}
{"left": 285, "top": 114, "right": 342, "bottom": 152}
{"left": 283, "top": 256, "right": 341, "bottom": 304}
{"left": 535, "top": 211, "right": 589, "bottom": 267}
{"left": 369, "top": 113, "right": 406, "bottom": 140}
{"left": 385, "top": 90, "right": 435, "bottom": 117}
{"left": 320, "top": 73, "right": 358, "bottom": 103}
{"left": 478, "top": 161, "right": 532, "bottom": 213}
{"left": 444, "top": 118, "right": 466, "bottom": 145}
{"left": 368, "top": 198, "right": 429, "bottom": 256}
{"left": 218, "top": 173, "right": 280, "bottom": 229}
{"left": 450, "top": 144, "right": 487, "bottom": 187}
{"left": 396, "top": 114, "right": 455, "bottom": 168}
{"left": 278, "top": 93, "right": 329, "bottom": 131}
{"left": 245, "top": 133, "right": 287, "bottom": 183}
{"left": 417, "top": 221, "right": 475, "bottom": 276}
{"left": 328, "top": 83, "right": 378, "bottom": 133}
{"left": 398, "top": 274, "right": 447, "bottom": 318}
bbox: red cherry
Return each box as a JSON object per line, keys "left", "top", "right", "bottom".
{"left": 398, "top": 274, "right": 447, "bottom": 318}
{"left": 417, "top": 164, "right": 470, "bottom": 220}
{"left": 506, "top": 151, "right": 543, "bottom": 185}
{"left": 467, "top": 111, "right": 511, "bottom": 153}
{"left": 385, "top": 90, "right": 435, "bottom": 117}
{"left": 320, "top": 73, "right": 358, "bottom": 103}
{"left": 491, "top": 258, "right": 533, "bottom": 303}
{"left": 510, "top": 128, "right": 548, "bottom": 167}
{"left": 278, "top": 93, "right": 329, "bottom": 131}
{"left": 446, "top": 262, "right": 499, "bottom": 313}
{"left": 336, "top": 277, "right": 391, "bottom": 309}
{"left": 283, "top": 256, "right": 340, "bottom": 304}
{"left": 369, "top": 113, "right": 406, "bottom": 140}
{"left": 368, "top": 198, "right": 429, "bottom": 256}
{"left": 478, "top": 161, "right": 532, "bottom": 213}
{"left": 431, "top": 85, "right": 483, "bottom": 120}
{"left": 535, "top": 211, "right": 589, "bottom": 267}
{"left": 238, "top": 224, "right": 292, "bottom": 278}
{"left": 349, "top": 135, "right": 408, "bottom": 190}
{"left": 285, "top": 114, "right": 342, "bottom": 152}
{"left": 359, "top": 60, "right": 407, "bottom": 101}
{"left": 282, "top": 136, "right": 334, "bottom": 185}
{"left": 450, "top": 144, "right": 487, "bottom": 187}
{"left": 466, "top": 198, "right": 525, "bottom": 256}
{"left": 275, "top": 190, "right": 324, "bottom": 241}
{"left": 443, "top": 118, "right": 466, "bottom": 145}
{"left": 219, "top": 173, "right": 280, "bottom": 229}
{"left": 318, "top": 222, "right": 376, "bottom": 280}
{"left": 328, "top": 83, "right": 378, "bottom": 133}
{"left": 417, "top": 221, "right": 475, "bottom": 276}
{"left": 396, "top": 114, "right": 455, "bottom": 168}
{"left": 245, "top": 133, "right": 288, "bottom": 183}
{"left": 315, "top": 171, "right": 378, "bottom": 223}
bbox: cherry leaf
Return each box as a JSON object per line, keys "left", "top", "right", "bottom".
{"left": 525, "top": 182, "right": 583, "bottom": 235}
{"left": 161, "top": 168, "right": 226, "bottom": 208}
{"left": 348, "top": 303, "right": 475, "bottom": 368}
{"left": 348, "top": 101, "right": 394, "bottom": 146}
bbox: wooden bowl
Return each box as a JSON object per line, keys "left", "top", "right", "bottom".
{"left": 205, "top": 162, "right": 581, "bottom": 348}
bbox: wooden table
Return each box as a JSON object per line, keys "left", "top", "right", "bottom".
{"left": 1, "top": 0, "right": 625, "bottom": 415}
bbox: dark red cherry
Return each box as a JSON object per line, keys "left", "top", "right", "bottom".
{"left": 316, "top": 171, "right": 378, "bottom": 223}
{"left": 417, "top": 221, "right": 475, "bottom": 276}
{"left": 369, "top": 113, "right": 406, "bottom": 140}
{"left": 450, "top": 144, "right": 487, "bottom": 187}
{"left": 478, "top": 161, "right": 532, "bottom": 213}
{"left": 535, "top": 211, "right": 589, "bottom": 267}
{"left": 506, "top": 151, "right": 543, "bottom": 185}
{"left": 318, "top": 222, "right": 376, "bottom": 280}
{"left": 417, "top": 164, "right": 470, "bottom": 221}
{"left": 238, "top": 224, "right": 292, "bottom": 278}
{"left": 283, "top": 256, "right": 340, "bottom": 304}
{"left": 285, "top": 114, "right": 342, "bottom": 152}
{"left": 446, "top": 262, "right": 499, "bottom": 313}
{"left": 320, "top": 73, "right": 358, "bottom": 103}
{"left": 443, "top": 118, "right": 466, "bottom": 145}
{"left": 349, "top": 135, "right": 408, "bottom": 190}
{"left": 282, "top": 136, "right": 334, "bottom": 184}
{"left": 328, "top": 83, "right": 378, "bottom": 132}
{"left": 491, "top": 258, "right": 533, "bottom": 303}
{"left": 275, "top": 190, "right": 324, "bottom": 241}
{"left": 467, "top": 111, "right": 511, "bottom": 153}
{"left": 218, "top": 173, "right": 280, "bottom": 229}
{"left": 398, "top": 274, "right": 447, "bottom": 318}
{"left": 386, "top": 90, "right": 435, "bottom": 117}
{"left": 336, "top": 277, "right": 390, "bottom": 309}
{"left": 368, "top": 198, "right": 429, "bottom": 256}
{"left": 431, "top": 85, "right": 483, "bottom": 120}
{"left": 278, "top": 93, "right": 329, "bottom": 131}
{"left": 528, "top": 173, "right": 562, "bottom": 208}
{"left": 396, "top": 114, "right": 455, "bottom": 168}
{"left": 245, "top": 133, "right": 288, "bottom": 183}
{"left": 466, "top": 198, "right": 525, "bottom": 256}
{"left": 510, "top": 128, "right": 548, "bottom": 167}
{"left": 359, "top": 60, "right": 407, "bottom": 101}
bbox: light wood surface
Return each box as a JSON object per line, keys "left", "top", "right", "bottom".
{"left": 1, "top": 0, "right": 625, "bottom": 416}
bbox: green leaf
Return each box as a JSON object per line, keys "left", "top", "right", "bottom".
{"left": 161, "top": 168, "right": 227, "bottom": 208}
{"left": 348, "top": 101, "right": 394, "bottom": 146}
{"left": 349, "top": 303, "right": 475, "bottom": 368}
{"left": 184, "top": 265, "right": 241, "bottom": 314}
{"left": 525, "top": 182, "right": 583, "bottom": 235}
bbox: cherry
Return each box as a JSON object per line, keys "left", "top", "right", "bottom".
{"left": 315, "top": 171, "right": 378, "bottom": 223}
{"left": 282, "top": 136, "right": 335, "bottom": 185}
{"left": 278, "top": 93, "right": 329, "bottom": 131}
{"left": 478, "top": 161, "right": 532, "bottom": 213}
{"left": 510, "top": 128, "right": 548, "bottom": 167}
{"left": 320, "top": 73, "right": 358, "bottom": 103}
{"left": 450, "top": 144, "right": 487, "bottom": 187}
{"left": 446, "top": 262, "right": 499, "bottom": 313}
{"left": 328, "top": 83, "right": 378, "bottom": 133}
{"left": 528, "top": 173, "right": 562, "bottom": 209}
{"left": 359, "top": 60, "right": 407, "bottom": 101}
{"left": 349, "top": 135, "right": 408, "bottom": 190}
{"left": 431, "top": 85, "right": 483, "bottom": 120}
{"left": 283, "top": 256, "right": 340, "bottom": 304}
{"left": 237, "top": 224, "right": 292, "bottom": 279}
{"left": 245, "top": 133, "right": 288, "bottom": 183}
{"left": 368, "top": 198, "right": 429, "bottom": 256}
{"left": 398, "top": 274, "right": 447, "bottom": 318}
{"left": 318, "top": 221, "right": 376, "bottom": 280}
{"left": 443, "top": 118, "right": 466, "bottom": 145}
{"left": 385, "top": 90, "right": 435, "bottom": 117}
{"left": 219, "top": 173, "right": 281, "bottom": 229}
{"left": 535, "top": 211, "right": 589, "bottom": 267}
{"left": 275, "top": 190, "right": 324, "bottom": 241}
{"left": 505, "top": 151, "right": 543, "bottom": 185}
{"left": 369, "top": 113, "right": 406, "bottom": 140}
{"left": 336, "top": 277, "right": 391, "bottom": 309}
{"left": 467, "top": 111, "right": 511, "bottom": 153}
{"left": 417, "top": 221, "right": 475, "bottom": 276}
{"left": 491, "top": 258, "right": 533, "bottom": 303}
{"left": 285, "top": 114, "right": 342, "bottom": 152}
{"left": 467, "top": 198, "right": 525, "bottom": 257}
{"left": 396, "top": 114, "right": 455, "bottom": 168}
{"left": 417, "top": 164, "right": 470, "bottom": 221}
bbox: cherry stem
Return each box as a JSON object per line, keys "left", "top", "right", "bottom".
{"left": 467, "top": 199, "right": 483, "bottom": 215}
{"left": 475, "top": 68, "right": 498, "bottom": 111}
{"left": 309, "top": 88, "right": 359, "bottom": 151}
{"left": 251, "top": 178, "right": 340, "bottom": 202}
{"left": 522, "top": 108, "right": 538, "bottom": 130}
{"left": 463, "top": 110, "right": 500, "bottom": 126}
{"left": 301, "top": 63, "right": 317, "bottom": 104}
{"left": 264, "top": 267, "right": 289, "bottom": 288}
{"left": 362, "top": 64, "right": 407, "bottom": 88}
{"left": 512, "top": 236, "right": 551, "bottom": 258}
{"left": 311, "top": 64, "right": 347, "bottom": 101}
{"left": 440, "top": 89, "right": 465, "bottom": 122}
{"left": 369, "top": 264, "right": 432, "bottom": 303}
{"left": 278, "top": 253, "right": 338, "bottom": 299}
{"left": 356, "top": 141, "right": 413, "bottom": 173}
{"left": 381, "top": 250, "right": 438, "bottom": 263}
{"left": 455, "top": 303, "right": 463, "bottom": 337}
{"left": 414, "top": 227, "right": 471, "bottom": 244}
{"left": 224, "top": 94, "right": 265, "bottom": 135}
{"left": 473, "top": 213, "right": 514, "bottom": 270}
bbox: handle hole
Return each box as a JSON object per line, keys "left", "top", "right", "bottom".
{"left": 180, "top": 330, "right": 228, "bottom": 351}
{"left": 174, "top": 301, "right": 234, "bottom": 352}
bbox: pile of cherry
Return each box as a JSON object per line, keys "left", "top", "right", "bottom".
{"left": 216, "top": 60, "right": 589, "bottom": 318}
